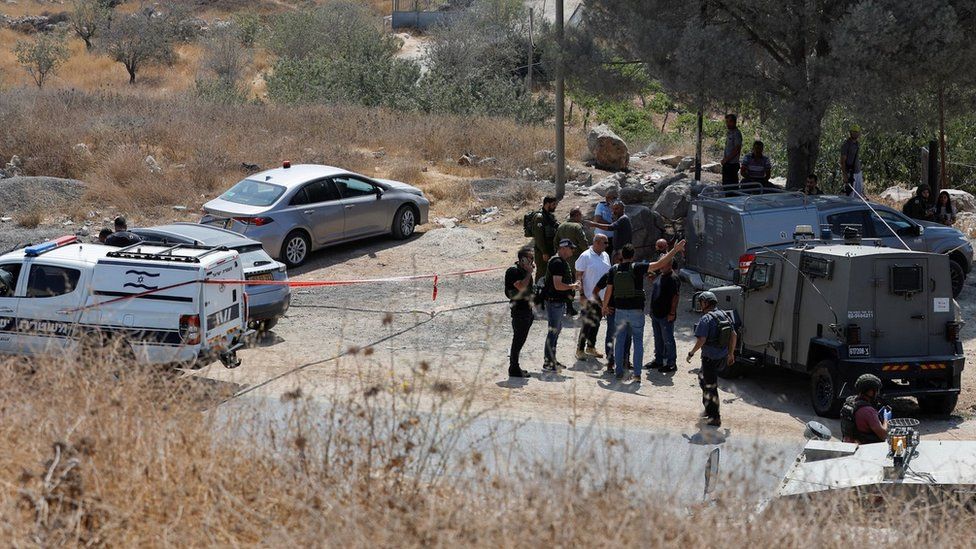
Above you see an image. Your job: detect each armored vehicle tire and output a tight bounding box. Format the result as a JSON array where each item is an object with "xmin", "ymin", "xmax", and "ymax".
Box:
[
  {"xmin": 918, "ymin": 394, "xmax": 959, "ymax": 417},
  {"xmin": 950, "ymin": 259, "xmax": 965, "ymax": 298},
  {"xmin": 810, "ymin": 361, "xmax": 843, "ymax": 418}
]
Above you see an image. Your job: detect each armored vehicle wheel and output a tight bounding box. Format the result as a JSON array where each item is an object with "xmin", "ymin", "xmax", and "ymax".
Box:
[
  {"xmin": 950, "ymin": 260, "xmax": 965, "ymax": 298},
  {"xmin": 918, "ymin": 394, "xmax": 959, "ymax": 417},
  {"xmin": 810, "ymin": 361, "xmax": 843, "ymax": 418}
]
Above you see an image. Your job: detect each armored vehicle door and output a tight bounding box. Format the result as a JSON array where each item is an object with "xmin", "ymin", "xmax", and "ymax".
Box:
[
  {"xmin": 872, "ymin": 257, "xmax": 929, "ymax": 357},
  {"xmin": 741, "ymin": 257, "xmax": 785, "ymax": 364}
]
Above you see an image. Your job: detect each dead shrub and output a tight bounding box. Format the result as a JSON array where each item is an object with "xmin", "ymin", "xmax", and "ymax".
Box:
[{"xmin": 17, "ymin": 211, "xmax": 42, "ymax": 228}]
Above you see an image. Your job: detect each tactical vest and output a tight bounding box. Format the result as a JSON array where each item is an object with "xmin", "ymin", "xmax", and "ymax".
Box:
[
  {"xmin": 705, "ymin": 310, "xmax": 734, "ymax": 347},
  {"xmin": 612, "ymin": 265, "xmax": 644, "ymax": 301},
  {"xmin": 839, "ymin": 396, "xmax": 883, "ymax": 444}
]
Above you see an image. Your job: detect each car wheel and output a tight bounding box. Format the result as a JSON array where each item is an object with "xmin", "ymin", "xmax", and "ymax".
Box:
[
  {"xmin": 810, "ymin": 360, "xmax": 842, "ymax": 418},
  {"xmin": 260, "ymin": 317, "xmax": 278, "ymax": 332},
  {"xmin": 281, "ymin": 231, "xmax": 310, "ymax": 268},
  {"xmin": 949, "ymin": 259, "xmax": 965, "ymax": 298},
  {"xmin": 918, "ymin": 394, "xmax": 958, "ymax": 417},
  {"xmin": 392, "ymin": 205, "xmax": 416, "ymax": 239}
]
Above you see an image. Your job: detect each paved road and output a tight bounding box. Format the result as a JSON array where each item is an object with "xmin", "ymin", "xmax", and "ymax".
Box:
[{"xmin": 219, "ymin": 395, "xmax": 802, "ymax": 505}]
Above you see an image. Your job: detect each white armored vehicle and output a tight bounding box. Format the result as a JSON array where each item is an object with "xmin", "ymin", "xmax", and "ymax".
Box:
[{"xmin": 711, "ymin": 230, "xmax": 964, "ymax": 417}]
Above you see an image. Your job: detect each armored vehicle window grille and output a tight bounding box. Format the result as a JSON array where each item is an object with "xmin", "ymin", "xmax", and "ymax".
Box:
[
  {"xmin": 890, "ymin": 265, "xmax": 923, "ymax": 296},
  {"xmin": 799, "ymin": 255, "xmax": 833, "ymax": 279}
]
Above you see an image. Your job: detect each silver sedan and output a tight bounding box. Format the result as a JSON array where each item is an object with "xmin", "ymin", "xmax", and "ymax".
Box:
[{"xmin": 201, "ymin": 163, "xmax": 430, "ymax": 267}]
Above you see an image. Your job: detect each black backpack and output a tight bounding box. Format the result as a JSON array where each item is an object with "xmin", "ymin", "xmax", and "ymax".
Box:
[
  {"xmin": 706, "ymin": 310, "xmax": 735, "ymax": 347},
  {"xmin": 523, "ymin": 211, "xmax": 540, "ymax": 238}
]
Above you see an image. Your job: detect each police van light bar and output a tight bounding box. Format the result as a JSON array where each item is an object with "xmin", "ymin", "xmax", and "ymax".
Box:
[{"xmin": 24, "ymin": 235, "xmax": 79, "ymax": 257}]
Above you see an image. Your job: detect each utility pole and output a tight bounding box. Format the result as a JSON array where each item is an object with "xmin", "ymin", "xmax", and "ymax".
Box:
[
  {"xmin": 938, "ymin": 84, "xmax": 948, "ymax": 198},
  {"xmin": 525, "ymin": 8, "xmax": 534, "ymax": 94},
  {"xmin": 694, "ymin": 0, "xmax": 706, "ymax": 182},
  {"xmin": 555, "ymin": 0, "xmax": 566, "ymax": 199}
]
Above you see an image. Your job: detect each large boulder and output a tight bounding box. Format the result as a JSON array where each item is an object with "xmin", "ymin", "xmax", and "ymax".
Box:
[
  {"xmin": 879, "ymin": 185, "xmax": 914, "ymax": 205},
  {"xmin": 625, "ymin": 204, "xmax": 666, "ymax": 260},
  {"xmin": 652, "ymin": 181, "xmax": 692, "ymax": 220},
  {"xmin": 587, "ymin": 124, "xmax": 629, "ymax": 172},
  {"xmin": 657, "ymin": 155, "xmax": 682, "ymax": 168},
  {"xmin": 703, "ymin": 162, "xmax": 722, "ymax": 174},
  {"xmin": 944, "ymin": 189, "xmax": 976, "ymax": 213},
  {"xmin": 955, "ymin": 211, "xmax": 976, "ymax": 236}
]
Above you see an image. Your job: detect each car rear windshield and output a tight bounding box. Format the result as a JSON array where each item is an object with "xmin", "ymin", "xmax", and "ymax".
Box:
[
  {"xmin": 235, "ymin": 245, "xmax": 276, "ymax": 270},
  {"xmin": 219, "ymin": 179, "xmax": 286, "ymax": 207}
]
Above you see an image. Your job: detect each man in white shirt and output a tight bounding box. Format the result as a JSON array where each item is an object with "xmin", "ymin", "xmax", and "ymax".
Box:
[{"xmin": 575, "ymin": 234, "xmax": 612, "ymax": 360}]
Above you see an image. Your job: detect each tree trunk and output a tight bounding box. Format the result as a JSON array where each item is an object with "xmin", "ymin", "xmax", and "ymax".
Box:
[
  {"xmin": 83, "ymin": 37, "xmax": 93, "ymax": 51},
  {"xmin": 127, "ymin": 64, "xmax": 137, "ymax": 84},
  {"xmin": 784, "ymin": 102, "xmax": 827, "ymax": 190}
]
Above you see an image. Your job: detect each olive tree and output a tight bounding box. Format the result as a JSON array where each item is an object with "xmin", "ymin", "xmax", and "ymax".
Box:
[
  {"xmin": 14, "ymin": 32, "xmax": 70, "ymax": 88},
  {"xmin": 100, "ymin": 3, "xmax": 181, "ymax": 84},
  {"xmin": 70, "ymin": 0, "xmax": 113, "ymax": 51},
  {"xmin": 580, "ymin": 0, "xmax": 976, "ymax": 188}
]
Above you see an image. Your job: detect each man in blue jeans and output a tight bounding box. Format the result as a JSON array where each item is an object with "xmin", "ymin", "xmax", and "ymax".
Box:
[
  {"xmin": 602, "ymin": 241, "xmax": 686, "ymax": 382},
  {"xmin": 542, "ymin": 239, "xmax": 581, "ymax": 371},
  {"xmin": 649, "ymin": 254, "xmax": 681, "ymax": 373}
]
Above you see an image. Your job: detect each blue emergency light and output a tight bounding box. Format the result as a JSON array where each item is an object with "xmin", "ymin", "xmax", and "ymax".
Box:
[{"xmin": 24, "ymin": 236, "xmax": 79, "ymax": 257}]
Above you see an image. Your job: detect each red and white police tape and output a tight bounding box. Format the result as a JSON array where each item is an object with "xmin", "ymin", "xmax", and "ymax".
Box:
[{"xmin": 61, "ymin": 265, "xmax": 507, "ymax": 313}]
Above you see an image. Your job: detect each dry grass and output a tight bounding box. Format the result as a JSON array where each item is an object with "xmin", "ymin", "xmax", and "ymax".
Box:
[
  {"xmin": 1, "ymin": 345, "xmax": 975, "ymax": 545},
  {"xmin": 16, "ymin": 211, "xmax": 41, "ymax": 229},
  {"xmin": 0, "ymin": 89, "xmax": 583, "ymax": 219}
]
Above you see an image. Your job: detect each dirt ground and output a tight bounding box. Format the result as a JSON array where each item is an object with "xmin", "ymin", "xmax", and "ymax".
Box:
[{"xmin": 199, "ymin": 189, "xmax": 976, "ymax": 444}]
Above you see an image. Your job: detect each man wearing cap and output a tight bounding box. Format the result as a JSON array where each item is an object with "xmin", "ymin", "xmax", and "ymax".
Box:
[
  {"xmin": 542, "ymin": 239, "xmax": 581, "ymax": 371},
  {"xmin": 593, "ymin": 188, "xmax": 618, "ymax": 258},
  {"xmin": 841, "ymin": 124, "xmax": 863, "ymax": 197},
  {"xmin": 104, "ymin": 216, "xmax": 143, "ymax": 247},
  {"xmin": 602, "ymin": 240, "xmax": 686, "ymax": 383},
  {"xmin": 687, "ymin": 291, "xmax": 738, "ymax": 427}
]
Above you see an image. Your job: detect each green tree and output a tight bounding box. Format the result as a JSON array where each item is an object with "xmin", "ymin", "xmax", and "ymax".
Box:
[
  {"xmin": 578, "ymin": 0, "xmax": 976, "ymax": 189},
  {"xmin": 70, "ymin": 0, "xmax": 113, "ymax": 51},
  {"xmin": 100, "ymin": 3, "xmax": 181, "ymax": 84},
  {"xmin": 14, "ymin": 32, "xmax": 70, "ymax": 88}
]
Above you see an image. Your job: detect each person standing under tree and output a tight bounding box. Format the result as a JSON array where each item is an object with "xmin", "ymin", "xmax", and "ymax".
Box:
[
  {"xmin": 840, "ymin": 124, "xmax": 863, "ymax": 197},
  {"xmin": 721, "ymin": 114, "xmax": 743, "ymax": 188},
  {"xmin": 687, "ymin": 291, "xmax": 738, "ymax": 427},
  {"xmin": 504, "ymin": 248, "xmax": 535, "ymax": 378}
]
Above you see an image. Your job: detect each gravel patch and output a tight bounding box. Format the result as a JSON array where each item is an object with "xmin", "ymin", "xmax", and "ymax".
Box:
[{"xmin": 0, "ymin": 176, "xmax": 86, "ymax": 215}]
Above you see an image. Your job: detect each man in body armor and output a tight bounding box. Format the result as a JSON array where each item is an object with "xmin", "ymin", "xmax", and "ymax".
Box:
[
  {"xmin": 840, "ymin": 374, "xmax": 891, "ymax": 444},
  {"xmin": 601, "ymin": 241, "xmax": 686, "ymax": 382},
  {"xmin": 687, "ymin": 291, "xmax": 739, "ymax": 427}
]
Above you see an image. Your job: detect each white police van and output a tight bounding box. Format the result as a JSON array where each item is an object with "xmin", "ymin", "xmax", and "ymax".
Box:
[{"xmin": 0, "ymin": 236, "xmax": 251, "ymax": 368}]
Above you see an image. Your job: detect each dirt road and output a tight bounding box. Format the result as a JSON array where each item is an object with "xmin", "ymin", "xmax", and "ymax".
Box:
[{"xmin": 201, "ymin": 215, "xmax": 976, "ymax": 444}]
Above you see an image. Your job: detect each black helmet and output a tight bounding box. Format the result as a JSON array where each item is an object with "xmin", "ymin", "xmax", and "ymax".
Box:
[
  {"xmin": 855, "ymin": 374, "xmax": 882, "ymax": 394},
  {"xmin": 698, "ymin": 291, "xmax": 718, "ymax": 305}
]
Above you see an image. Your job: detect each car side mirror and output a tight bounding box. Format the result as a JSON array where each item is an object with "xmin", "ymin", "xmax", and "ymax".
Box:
[
  {"xmin": 914, "ymin": 224, "xmax": 923, "ymax": 236},
  {"xmin": 374, "ymin": 187, "xmax": 384, "ymax": 199}
]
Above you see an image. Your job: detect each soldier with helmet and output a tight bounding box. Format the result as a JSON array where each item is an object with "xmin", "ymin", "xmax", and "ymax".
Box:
[
  {"xmin": 840, "ymin": 374, "xmax": 892, "ymax": 444},
  {"xmin": 687, "ymin": 291, "xmax": 739, "ymax": 427}
]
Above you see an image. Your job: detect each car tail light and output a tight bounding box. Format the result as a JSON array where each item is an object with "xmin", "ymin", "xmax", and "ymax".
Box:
[
  {"xmin": 180, "ymin": 314, "xmax": 201, "ymax": 345},
  {"xmin": 947, "ymin": 321, "xmax": 961, "ymax": 342},
  {"xmin": 846, "ymin": 324, "xmax": 861, "ymax": 345},
  {"xmin": 233, "ymin": 216, "xmax": 274, "ymax": 226},
  {"xmin": 738, "ymin": 253, "xmax": 756, "ymax": 278},
  {"xmin": 282, "ymin": 161, "xmax": 291, "ymax": 169}
]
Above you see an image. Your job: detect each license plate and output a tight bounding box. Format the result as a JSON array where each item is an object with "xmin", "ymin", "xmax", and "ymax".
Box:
[
  {"xmin": 703, "ymin": 275, "xmax": 731, "ymax": 288},
  {"xmin": 848, "ymin": 344, "xmax": 871, "ymax": 358},
  {"xmin": 246, "ymin": 272, "xmax": 274, "ymax": 282}
]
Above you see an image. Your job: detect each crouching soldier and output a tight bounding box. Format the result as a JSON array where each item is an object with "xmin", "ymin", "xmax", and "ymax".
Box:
[
  {"xmin": 687, "ymin": 291, "xmax": 738, "ymax": 427},
  {"xmin": 840, "ymin": 374, "xmax": 891, "ymax": 444}
]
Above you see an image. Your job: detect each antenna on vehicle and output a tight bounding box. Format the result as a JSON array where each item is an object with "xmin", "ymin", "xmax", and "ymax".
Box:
[{"xmin": 847, "ymin": 186, "xmax": 911, "ymax": 251}]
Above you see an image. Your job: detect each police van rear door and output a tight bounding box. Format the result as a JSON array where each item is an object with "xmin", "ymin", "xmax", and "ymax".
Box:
[{"xmin": 872, "ymin": 257, "xmax": 929, "ymax": 357}]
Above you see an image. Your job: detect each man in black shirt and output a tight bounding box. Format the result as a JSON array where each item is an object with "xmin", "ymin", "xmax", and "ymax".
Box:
[
  {"xmin": 586, "ymin": 201, "xmax": 632, "ymax": 250},
  {"xmin": 649, "ymin": 257, "xmax": 681, "ymax": 373},
  {"xmin": 542, "ymin": 239, "xmax": 581, "ymax": 371},
  {"xmin": 105, "ymin": 216, "xmax": 143, "ymax": 247},
  {"xmin": 504, "ymin": 248, "xmax": 535, "ymax": 378},
  {"xmin": 602, "ymin": 240, "xmax": 686, "ymax": 382}
]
